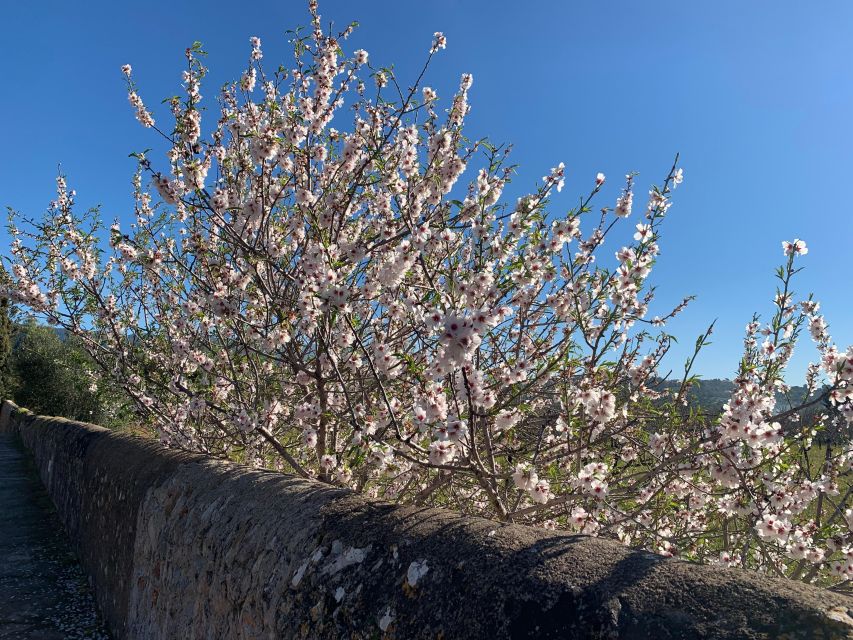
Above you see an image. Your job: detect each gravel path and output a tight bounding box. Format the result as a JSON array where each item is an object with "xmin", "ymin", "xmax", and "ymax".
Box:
[{"xmin": 0, "ymin": 432, "xmax": 110, "ymax": 639}]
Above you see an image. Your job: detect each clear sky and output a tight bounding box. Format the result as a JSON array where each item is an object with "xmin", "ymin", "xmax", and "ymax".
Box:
[{"xmin": 1, "ymin": 1, "xmax": 850, "ymax": 381}]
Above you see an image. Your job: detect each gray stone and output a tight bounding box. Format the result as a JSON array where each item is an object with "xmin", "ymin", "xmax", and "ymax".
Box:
[{"xmin": 3, "ymin": 400, "xmax": 852, "ymax": 639}]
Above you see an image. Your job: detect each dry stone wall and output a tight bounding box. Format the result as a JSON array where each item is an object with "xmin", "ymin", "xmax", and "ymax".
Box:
[{"xmin": 2, "ymin": 399, "xmax": 853, "ymax": 639}]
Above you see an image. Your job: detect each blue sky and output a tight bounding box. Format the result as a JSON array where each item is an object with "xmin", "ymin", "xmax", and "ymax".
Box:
[{"xmin": 1, "ymin": 1, "xmax": 851, "ymax": 381}]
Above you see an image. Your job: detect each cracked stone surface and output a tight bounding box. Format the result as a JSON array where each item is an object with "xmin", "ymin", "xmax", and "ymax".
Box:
[{"xmin": 0, "ymin": 432, "xmax": 109, "ymax": 640}]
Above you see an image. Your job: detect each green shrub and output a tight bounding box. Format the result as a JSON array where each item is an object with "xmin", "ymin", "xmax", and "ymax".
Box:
[{"xmin": 10, "ymin": 319, "xmax": 133, "ymax": 427}]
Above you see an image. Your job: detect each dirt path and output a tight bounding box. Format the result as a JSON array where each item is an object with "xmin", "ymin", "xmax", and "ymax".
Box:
[{"xmin": 0, "ymin": 432, "xmax": 109, "ymax": 639}]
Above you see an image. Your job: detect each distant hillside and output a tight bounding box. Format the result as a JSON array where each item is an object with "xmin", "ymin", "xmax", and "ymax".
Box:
[
  {"xmin": 656, "ymin": 378, "xmax": 813, "ymax": 415},
  {"xmin": 653, "ymin": 378, "xmax": 852, "ymax": 442}
]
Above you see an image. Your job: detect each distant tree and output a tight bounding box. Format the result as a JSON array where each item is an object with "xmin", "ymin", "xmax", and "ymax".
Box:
[
  {"xmin": 10, "ymin": 319, "xmax": 133, "ymax": 427},
  {"xmin": 0, "ymin": 265, "xmax": 14, "ymax": 400}
]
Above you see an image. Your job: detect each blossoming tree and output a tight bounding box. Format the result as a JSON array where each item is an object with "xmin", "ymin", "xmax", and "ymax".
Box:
[{"xmin": 6, "ymin": 1, "xmax": 853, "ymax": 589}]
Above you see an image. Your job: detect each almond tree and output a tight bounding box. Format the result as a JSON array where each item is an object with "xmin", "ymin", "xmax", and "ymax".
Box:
[{"xmin": 6, "ymin": 1, "xmax": 853, "ymax": 588}]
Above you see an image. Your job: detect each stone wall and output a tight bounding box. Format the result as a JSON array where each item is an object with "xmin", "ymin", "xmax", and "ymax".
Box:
[{"xmin": 2, "ymin": 399, "xmax": 852, "ymax": 639}]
